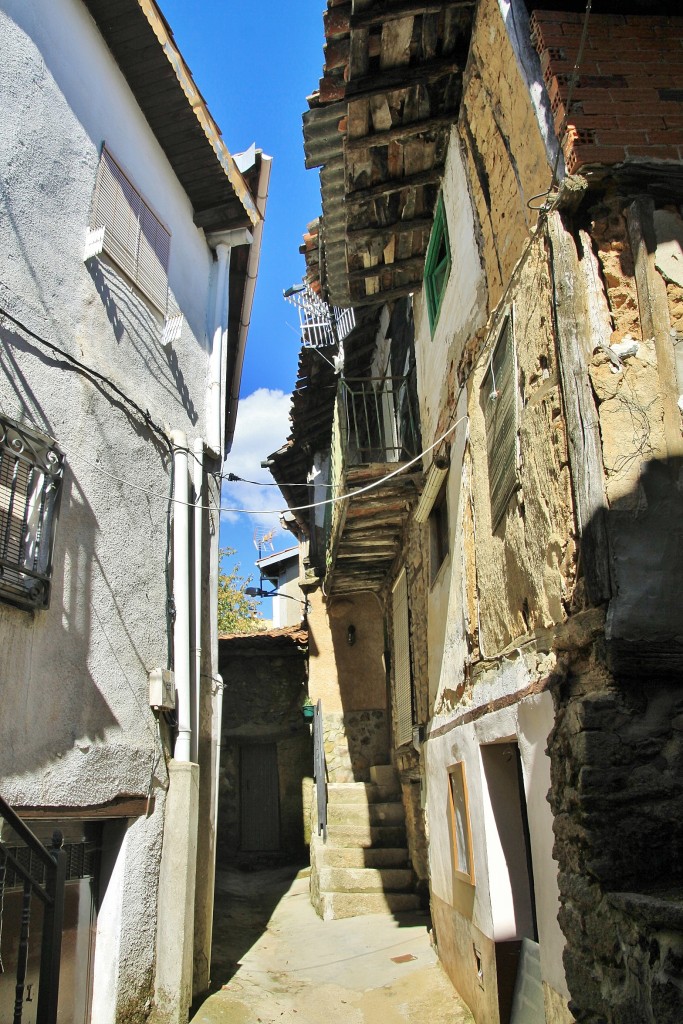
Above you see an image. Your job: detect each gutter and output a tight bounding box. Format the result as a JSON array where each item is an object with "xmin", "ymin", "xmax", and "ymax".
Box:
[{"xmin": 224, "ymin": 152, "xmax": 272, "ymax": 454}]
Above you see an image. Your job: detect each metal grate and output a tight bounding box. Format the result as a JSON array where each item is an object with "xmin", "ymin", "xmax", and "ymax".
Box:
[
  {"xmin": 284, "ymin": 281, "xmax": 355, "ymax": 349},
  {"xmin": 0, "ymin": 416, "xmax": 64, "ymax": 610},
  {"xmin": 90, "ymin": 147, "xmax": 170, "ymax": 314}
]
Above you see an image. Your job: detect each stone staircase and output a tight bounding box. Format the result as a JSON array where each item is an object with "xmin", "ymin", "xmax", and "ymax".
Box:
[{"xmin": 310, "ymin": 764, "xmax": 420, "ymax": 920}]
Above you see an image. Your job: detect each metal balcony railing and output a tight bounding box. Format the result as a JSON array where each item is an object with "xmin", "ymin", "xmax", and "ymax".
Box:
[
  {"xmin": 339, "ymin": 376, "xmax": 420, "ymax": 465},
  {"xmin": 0, "ymin": 795, "xmax": 66, "ymax": 1024}
]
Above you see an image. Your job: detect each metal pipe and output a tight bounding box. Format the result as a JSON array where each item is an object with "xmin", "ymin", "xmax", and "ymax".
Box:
[
  {"xmin": 206, "ymin": 244, "xmax": 231, "ymax": 457},
  {"xmin": 191, "ymin": 437, "xmax": 203, "ymax": 764},
  {"xmin": 171, "ymin": 430, "xmax": 191, "ymax": 762}
]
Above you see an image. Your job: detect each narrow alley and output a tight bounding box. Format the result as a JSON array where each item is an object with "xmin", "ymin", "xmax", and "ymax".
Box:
[{"xmin": 190, "ymin": 864, "xmax": 474, "ymax": 1024}]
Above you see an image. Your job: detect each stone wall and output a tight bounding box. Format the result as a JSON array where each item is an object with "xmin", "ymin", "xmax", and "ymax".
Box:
[
  {"xmin": 217, "ymin": 631, "xmax": 310, "ymax": 862},
  {"xmin": 548, "ymin": 640, "xmax": 683, "ymax": 1022},
  {"xmin": 323, "ymin": 709, "xmax": 388, "ymax": 783}
]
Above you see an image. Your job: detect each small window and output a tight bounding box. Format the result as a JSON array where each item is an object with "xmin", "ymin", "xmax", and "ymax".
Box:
[
  {"xmin": 481, "ymin": 313, "xmax": 518, "ymax": 530},
  {"xmin": 448, "ymin": 761, "xmax": 475, "ymax": 884},
  {"xmin": 85, "ymin": 147, "xmax": 170, "ymax": 314},
  {"xmin": 0, "ymin": 416, "xmax": 64, "ymax": 610},
  {"xmin": 392, "ymin": 568, "xmax": 413, "ymax": 747},
  {"xmin": 429, "ymin": 480, "xmax": 449, "ymax": 583},
  {"xmin": 424, "ymin": 195, "xmax": 451, "ymax": 332}
]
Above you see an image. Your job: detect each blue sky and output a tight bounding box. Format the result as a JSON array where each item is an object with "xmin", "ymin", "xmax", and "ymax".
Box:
[{"xmin": 161, "ymin": 0, "xmax": 325, "ymax": 609}]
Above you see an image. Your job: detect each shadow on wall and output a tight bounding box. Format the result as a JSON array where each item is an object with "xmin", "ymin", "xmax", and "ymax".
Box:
[
  {"xmin": 550, "ymin": 455, "xmax": 683, "ymax": 1024},
  {"xmin": 326, "ymin": 591, "xmax": 390, "ymax": 782}
]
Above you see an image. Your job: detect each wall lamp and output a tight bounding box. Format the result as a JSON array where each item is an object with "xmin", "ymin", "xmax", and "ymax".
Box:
[{"xmin": 244, "ymin": 586, "xmax": 310, "ymax": 613}]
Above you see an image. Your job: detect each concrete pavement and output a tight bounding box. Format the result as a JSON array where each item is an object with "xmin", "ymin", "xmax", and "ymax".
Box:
[{"xmin": 190, "ymin": 864, "xmax": 474, "ymax": 1024}]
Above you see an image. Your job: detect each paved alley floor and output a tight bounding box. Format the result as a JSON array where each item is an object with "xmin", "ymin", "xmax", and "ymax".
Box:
[{"xmin": 191, "ymin": 864, "xmax": 474, "ymax": 1024}]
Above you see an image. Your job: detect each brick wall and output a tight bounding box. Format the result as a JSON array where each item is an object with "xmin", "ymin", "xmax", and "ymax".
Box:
[{"xmin": 531, "ymin": 10, "xmax": 683, "ymax": 173}]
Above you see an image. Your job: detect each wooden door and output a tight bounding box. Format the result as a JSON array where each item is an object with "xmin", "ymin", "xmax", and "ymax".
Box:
[{"xmin": 240, "ymin": 744, "xmax": 280, "ymax": 852}]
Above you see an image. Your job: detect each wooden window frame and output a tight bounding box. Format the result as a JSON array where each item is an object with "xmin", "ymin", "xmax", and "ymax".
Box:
[
  {"xmin": 481, "ymin": 311, "xmax": 519, "ymax": 531},
  {"xmin": 424, "ymin": 194, "xmax": 451, "ymax": 333},
  {"xmin": 447, "ymin": 761, "xmax": 475, "ymax": 884},
  {"xmin": 391, "ymin": 567, "xmax": 414, "ymax": 748},
  {"xmin": 86, "ymin": 146, "xmax": 171, "ymax": 315},
  {"xmin": 429, "ymin": 478, "xmax": 449, "ymax": 584}
]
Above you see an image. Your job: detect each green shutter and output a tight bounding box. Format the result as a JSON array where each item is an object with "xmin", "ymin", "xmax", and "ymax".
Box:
[
  {"xmin": 424, "ymin": 195, "xmax": 451, "ymax": 333},
  {"xmin": 482, "ymin": 315, "xmax": 518, "ymax": 530}
]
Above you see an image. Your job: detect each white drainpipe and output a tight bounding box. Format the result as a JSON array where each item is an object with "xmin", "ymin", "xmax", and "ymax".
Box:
[
  {"xmin": 206, "ymin": 228, "xmax": 253, "ymax": 459},
  {"xmin": 191, "ymin": 437, "xmax": 204, "ymax": 764},
  {"xmin": 206, "ymin": 243, "xmax": 231, "ymax": 457},
  {"xmin": 171, "ymin": 430, "xmax": 191, "ymax": 762}
]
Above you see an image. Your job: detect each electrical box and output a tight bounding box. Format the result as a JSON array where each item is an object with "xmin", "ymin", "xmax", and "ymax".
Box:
[{"xmin": 149, "ymin": 668, "xmax": 175, "ymax": 710}]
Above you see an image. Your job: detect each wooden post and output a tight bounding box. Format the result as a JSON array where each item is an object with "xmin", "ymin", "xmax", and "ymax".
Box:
[
  {"xmin": 626, "ymin": 196, "xmax": 683, "ymax": 460},
  {"xmin": 547, "ymin": 211, "xmax": 611, "ymax": 604}
]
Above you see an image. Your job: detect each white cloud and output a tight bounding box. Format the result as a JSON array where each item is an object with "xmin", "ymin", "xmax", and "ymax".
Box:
[{"xmin": 220, "ymin": 388, "xmax": 291, "ymax": 535}]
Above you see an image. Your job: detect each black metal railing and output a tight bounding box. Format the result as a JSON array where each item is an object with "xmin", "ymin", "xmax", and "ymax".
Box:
[
  {"xmin": 0, "ymin": 796, "xmax": 66, "ymax": 1024},
  {"xmin": 340, "ymin": 376, "xmax": 420, "ymax": 465},
  {"xmin": 313, "ymin": 700, "xmax": 327, "ymax": 842}
]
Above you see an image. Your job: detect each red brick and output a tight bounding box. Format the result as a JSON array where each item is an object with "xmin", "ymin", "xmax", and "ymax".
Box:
[
  {"xmin": 579, "ymin": 97, "xmax": 616, "ymax": 116},
  {"xmin": 616, "ymin": 114, "xmax": 667, "ymax": 131},
  {"xmin": 646, "ymin": 128, "xmax": 683, "ymax": 145},
  {"xmin": 594, "ymin": 129, "xmax": 648, "ymax": 146},
  {"xmin": 625, "ymin": 144, "xmax": 680, "ymax": 159}
]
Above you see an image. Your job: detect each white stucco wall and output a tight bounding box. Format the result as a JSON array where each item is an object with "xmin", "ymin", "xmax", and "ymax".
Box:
[{"xmin": 0, "ymin": 1, "xmax": 222, "ymax": 1016}]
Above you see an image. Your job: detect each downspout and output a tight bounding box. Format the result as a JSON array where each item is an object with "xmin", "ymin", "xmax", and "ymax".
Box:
[
  {"xmin": 206, "ymin": 243, "xmax": 231, "ymax": 457},
  {"xmin": 223, "ymin": 154, "xmax": 272, "ymax": 453},
  {"xmin": 171, "ymin": 430, "xmax": 191, "ymax": 762},
  {"xmin": 191, "ymin": 437, "xmax": 204, "ymax": 764}
]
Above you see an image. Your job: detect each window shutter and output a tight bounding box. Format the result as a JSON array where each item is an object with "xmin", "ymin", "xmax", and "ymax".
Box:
[
  {"xmin": 89, "ymin": 148, "xmax": 170, "ymax": 314},
  {"xmin": 392, "ymin": 568, "xmax": 413, "ymax": 747},
  {"xmin": 482, "ymin": 314, "xmax": 517, "ymax": 529}
]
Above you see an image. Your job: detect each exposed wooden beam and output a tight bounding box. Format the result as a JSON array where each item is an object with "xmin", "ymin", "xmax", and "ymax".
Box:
[
  {"xmin": 350, "ymin": 0, "xmax": 475, "ymax": 30},
  {"xmin": 347, "ymin": 254, "xmax": 426, "ymax": 283},
  {"xmin": 347, "ymin": 215, "xmax": 434, "ymax": 243},
  {"xmin": 351, "ymin": 280, "xmax": 423, "ymax": 306},
  {"xmin": 345, "ymin": 56, "xmax": 460, "ymax": 100},
  {"xmin": 345, "ymin": 114, "xmax": 455, "ymax": 151},
  {"xmin": 193, "ymin": 201, "xmax": 252, "ymax": 230},
  {"xmin": 345, "ymin": 167, "xmax": 444, "ymax": 207}
]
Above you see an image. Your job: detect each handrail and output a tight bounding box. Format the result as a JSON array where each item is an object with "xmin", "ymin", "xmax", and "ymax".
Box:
[
  {"xmin": 313, "ymin": 699, "xmax": 327, "ymax": 842},
  {"xmin": 0, "ymin": 794, "xmax": 67, "ymax": 1024}
]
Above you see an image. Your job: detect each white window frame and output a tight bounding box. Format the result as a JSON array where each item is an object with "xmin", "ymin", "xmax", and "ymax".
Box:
[{"xmin": 84, "ymin": 146, "xmax": 171, "ymax": 315}]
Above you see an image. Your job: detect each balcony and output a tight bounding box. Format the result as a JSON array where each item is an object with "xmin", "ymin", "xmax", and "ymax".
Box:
[{"xmin": 325, "ymin": 376, "xmax": 421, "ymax": 594}]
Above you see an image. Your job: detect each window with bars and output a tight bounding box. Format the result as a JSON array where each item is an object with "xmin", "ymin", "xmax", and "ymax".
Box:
[
  {"xmin": 481, "ymin": 313, "xmax": 518, "ymax": 531},
  {"xmin": 392, "ymin": 568, "xmax": 414, "ymax": 748},
  {"xmin": 84, "ymin": 146, "xmax": 171, "ymax": 315},
  {"xmin": 424, "ymin": 195, "xmax": 451, "ymax": 333},
  {"xmin": 0, "ymin": 415, "xmax": 64, "ymax": 610}
]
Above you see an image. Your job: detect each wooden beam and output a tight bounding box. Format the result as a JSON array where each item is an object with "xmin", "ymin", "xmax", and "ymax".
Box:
[
  {"xmin": 346, "ymin": 114, "xmax": 455, "ymax": 151},
  {"xmin": 345, "ymin": 167, "xmax": 444, "ymax": 207},
  {"xmin": 347, "ymin": 254, "xmax": 426, "ymax": 283},
  {"xmin": 626, "ymin": 197, "xmax": 683, "ymax": 459},
  {"xmin": 347, "ymin": 215, "xmax": 434, "ymax": 243},
  {"xmin": 350, "ymin": 1, "xmax": 474, "ymax": 30},
  {"xmin": 547, "ymin": 211, "xmax": 611, "ymax": 604},
  {"xmin": 345, "ymin": 56, "xmax": 460, "ymax": 100},
  {"xmin": 351, "ymin": 280, "xmax": 423, "ymax": 306},
  {"xmin": 19, "ymin": 797, "xmax": 153, "ymax": 819}
]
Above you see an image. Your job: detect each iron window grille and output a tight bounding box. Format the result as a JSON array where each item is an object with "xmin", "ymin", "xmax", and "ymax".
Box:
[
  {"xmin": 424, "ymin": 195, "xmax": 451, "ymax": 333},
  {"xmin": 481, "ymin": 312, "xmax": 518, "ymax": 531},
  {"xmin": 84, "ymin": 146, "xmax": 171, "ymax": 315},
  {"xmin": 0, "ymin": 415, "xmax": 64, "ymax": 610}
]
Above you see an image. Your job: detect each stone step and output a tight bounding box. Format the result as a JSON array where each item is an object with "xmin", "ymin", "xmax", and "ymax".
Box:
[
  {"xmin": 325, "ymin": 823, "xmax": 407, "ymax": 848},
  {"xmin": 317, "ymin": 890, "xmax": 420, "ymax": 921},
  {"xmin": 369, "ymin": 765, "xmax": 400, "ymax": 792},
  {"xmin": 326, "ymin": 782, "xmax": 401, "ymax": 805},
  {"xmin": 313, "ymin": 846, "xmax": 410, "ymax": 869},
  {"xmin": 327, "ymin": 801, "xmax": 405, "ymax": 828},
  {"xmin": 317, "ymin": 866, "xmax": 414, "ymax": 894}
]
